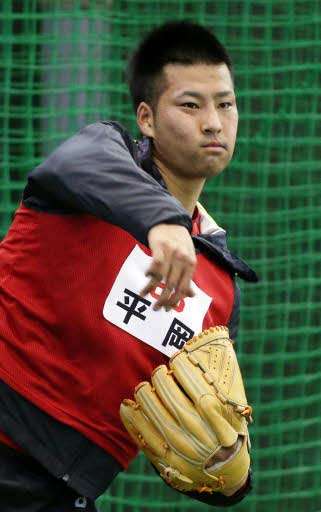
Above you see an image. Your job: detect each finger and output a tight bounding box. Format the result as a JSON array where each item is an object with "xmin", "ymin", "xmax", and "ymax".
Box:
[
  {"xmin": 153, "ymin": 260, "xmax": 183, "ymax": 310},
  {"xmin": 162, "ymin": 273, "xmax": 195, "ymax": 312},
  {"xmin": 154, "ymin": 251, "xmax": 196, "ymax": 309},
  {"xmin": 140, "ymin": 273, "xmax": 162, "ymax": 297},
  {"xmin": 162, "ymin": 259, "xmax": 196, "ymax": 310},
  {"xmin": 149, "ymin": 246, "xmax": 171, "ymax": 279},
  {"xmin": 175, "ymin": 266, "xmax": 195, "ymax": 299},
  {"xmin": 161, "ymin": 266, "xmax": 184, "ymax": 311},
  {"xmin": 155, "ymin": 283, "xmax": 194, "ymax": 312},
  {"xmin": 140, "ymin": 245, "xmax": 170, "ymax": 296},
  {"xmin": 164, "ymin": 291, "xmax": 183, "ymax": 312},
  {"xmin": 153, "ymin": 283, "xmax": 174, "ymax": 311},
  {"xmin": 164, "ymin": 286, "xmax": 194, "ymax": 312},
  {"xmin": 164, "ymin": 259, "xmax": 184, "ymax": 294}
]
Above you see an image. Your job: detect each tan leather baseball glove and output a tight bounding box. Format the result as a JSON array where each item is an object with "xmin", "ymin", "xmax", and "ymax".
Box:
[{"xmin": 120, "ymin": 326, "xmax": 253, "ymax": 496}]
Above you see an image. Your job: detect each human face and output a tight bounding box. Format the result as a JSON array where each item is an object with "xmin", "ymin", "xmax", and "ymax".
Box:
[{"xmin": 144, "ymin": 63, "xmax": 238, "ymax": 180}]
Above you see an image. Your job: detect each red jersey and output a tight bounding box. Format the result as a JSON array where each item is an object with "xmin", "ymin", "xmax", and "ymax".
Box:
[{"xmin": 0, "ymin": 204, "xmax": 234, "ymax": 468}]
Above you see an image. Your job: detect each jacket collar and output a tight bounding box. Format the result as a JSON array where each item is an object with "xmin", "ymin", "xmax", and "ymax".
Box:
[{"xmin": 136, "ymin": 135, "xmax": 258, "ymax": 282}]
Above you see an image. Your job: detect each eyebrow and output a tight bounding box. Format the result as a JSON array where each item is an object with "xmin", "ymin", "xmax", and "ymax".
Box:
[{"xmin": 176, "ymin": 90, "xmax": 234, "ymax": 99}]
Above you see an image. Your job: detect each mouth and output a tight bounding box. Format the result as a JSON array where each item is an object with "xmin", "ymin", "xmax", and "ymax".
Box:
[{"xmin": 202, "ymin": 141, "xmax": 227, "ymax": 150}]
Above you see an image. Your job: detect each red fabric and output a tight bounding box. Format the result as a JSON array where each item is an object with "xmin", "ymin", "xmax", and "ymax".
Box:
[
  {"xmin": 0, "ymin": 204, "xmax": 234, "ymax": 469},
  {"xmin": 191, "ymin": 206, "xmax": 201, "ymax": 236},
  {"xmin": 0, "ymin": 430, "xmax": 22, "ymax": 451}
]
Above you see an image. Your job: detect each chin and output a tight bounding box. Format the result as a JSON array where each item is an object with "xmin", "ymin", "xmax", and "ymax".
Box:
[
  {"xmin": 202, "ymin": 166, "xmax": 226, "ymax": 178},
  {"xmin": 200, "ymin": 159, "xmax": 229, "ymax": 178}
]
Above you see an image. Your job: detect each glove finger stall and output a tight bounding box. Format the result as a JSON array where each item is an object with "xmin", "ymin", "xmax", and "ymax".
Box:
[
  {"xmin": 135, "ymin": 381, "xmax": 205, "ymax": 462},
  {"xmin": 120, "ymin": 399, "xmax": 166, "ymax": 459},
  {"xmin": 151, "ymin": 365, "xmax": 216, "ymax": 452}
]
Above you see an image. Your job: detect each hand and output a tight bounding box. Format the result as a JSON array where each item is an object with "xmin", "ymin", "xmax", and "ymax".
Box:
[
  {"xmin": 206, "ymin": 437, "xmax": 249, "ymax": 496},
  {"xmin": 140, "ymin": 224, "xmax": 196, "ymax": 310}
]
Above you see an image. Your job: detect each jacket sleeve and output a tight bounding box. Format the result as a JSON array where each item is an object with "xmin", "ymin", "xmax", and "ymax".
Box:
[
  {"xmin": 228, "ymin": 280, "xmax": 241, "ymax": 340},
  {"xmin": 23, "ymin": 122, "xmax": 192, "ymax": 245}
]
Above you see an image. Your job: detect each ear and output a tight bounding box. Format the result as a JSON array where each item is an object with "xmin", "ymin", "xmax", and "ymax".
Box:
[{"xmin": 136, "ymin": 102, "xmax": 155, "ymax": 138}]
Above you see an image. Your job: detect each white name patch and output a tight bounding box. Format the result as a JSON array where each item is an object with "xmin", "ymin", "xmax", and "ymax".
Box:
[{"xmin": 103, "ymin": 245, "xmax": 212, "ymax": 357}]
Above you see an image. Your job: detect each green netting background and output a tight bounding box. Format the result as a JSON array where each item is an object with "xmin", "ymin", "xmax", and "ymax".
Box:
[{"xmin": 1, "ymin": 0, "xmax": 320, "ymax": 511}]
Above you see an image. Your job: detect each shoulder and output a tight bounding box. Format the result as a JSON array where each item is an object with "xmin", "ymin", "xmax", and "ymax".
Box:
[{"xmin": 86, "ymin": 121, "xmax": 138, "ymax": 160}]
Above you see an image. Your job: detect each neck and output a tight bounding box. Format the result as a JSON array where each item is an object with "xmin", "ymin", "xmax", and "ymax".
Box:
[{"xmin": 153, "ymin": 156, "xmax": 205, "ymax": 215}]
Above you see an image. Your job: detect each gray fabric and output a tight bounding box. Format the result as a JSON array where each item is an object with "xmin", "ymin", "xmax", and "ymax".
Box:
[{"xmin": 24, "ymin": 122, "xmax": 192, "ymax": 245}]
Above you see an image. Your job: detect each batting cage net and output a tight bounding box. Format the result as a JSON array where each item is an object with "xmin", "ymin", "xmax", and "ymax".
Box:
[{"xmin": 0, "ymin": 1, "xmax": 320, "ymax": 511}]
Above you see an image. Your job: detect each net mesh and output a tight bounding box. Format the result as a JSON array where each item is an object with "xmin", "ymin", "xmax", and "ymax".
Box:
[{"xmin": 1, "ymin": 1, "xmax": 320, "ymax": 511}]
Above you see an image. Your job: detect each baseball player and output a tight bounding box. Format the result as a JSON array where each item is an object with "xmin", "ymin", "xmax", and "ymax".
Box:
[{"xmin": 0, "ymin": 21, "xmax": 257, "ymax": 511}]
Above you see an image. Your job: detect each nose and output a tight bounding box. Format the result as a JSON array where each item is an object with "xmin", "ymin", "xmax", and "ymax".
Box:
[{"xmin": 201, "ymin": 106, "xmax": 223, "ymax": 135}]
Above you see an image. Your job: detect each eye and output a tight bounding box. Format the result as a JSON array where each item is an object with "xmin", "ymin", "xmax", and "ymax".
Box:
[
  {"xmin": 219, "ymin": 102, "xmax": 233, "ymax": 110},
  {"xmin": 181, "ymin": 102, "xmax": 199, "ymax": 109}
]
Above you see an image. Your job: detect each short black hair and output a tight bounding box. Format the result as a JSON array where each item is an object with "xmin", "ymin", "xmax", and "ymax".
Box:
[{"xmin": 127, "ymin": 21, "xmax": 233, "ymax": 111}]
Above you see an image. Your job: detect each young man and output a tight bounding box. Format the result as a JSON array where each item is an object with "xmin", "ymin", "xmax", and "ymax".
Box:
[{"xmin": 0, "ymin": 21, "xmax": 257, "ymax": 511}]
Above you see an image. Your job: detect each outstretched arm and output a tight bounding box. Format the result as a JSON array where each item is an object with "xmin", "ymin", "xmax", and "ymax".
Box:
[{"xmin": 24, "ymin": 122, "xmax": 196, "ymax": 308}]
